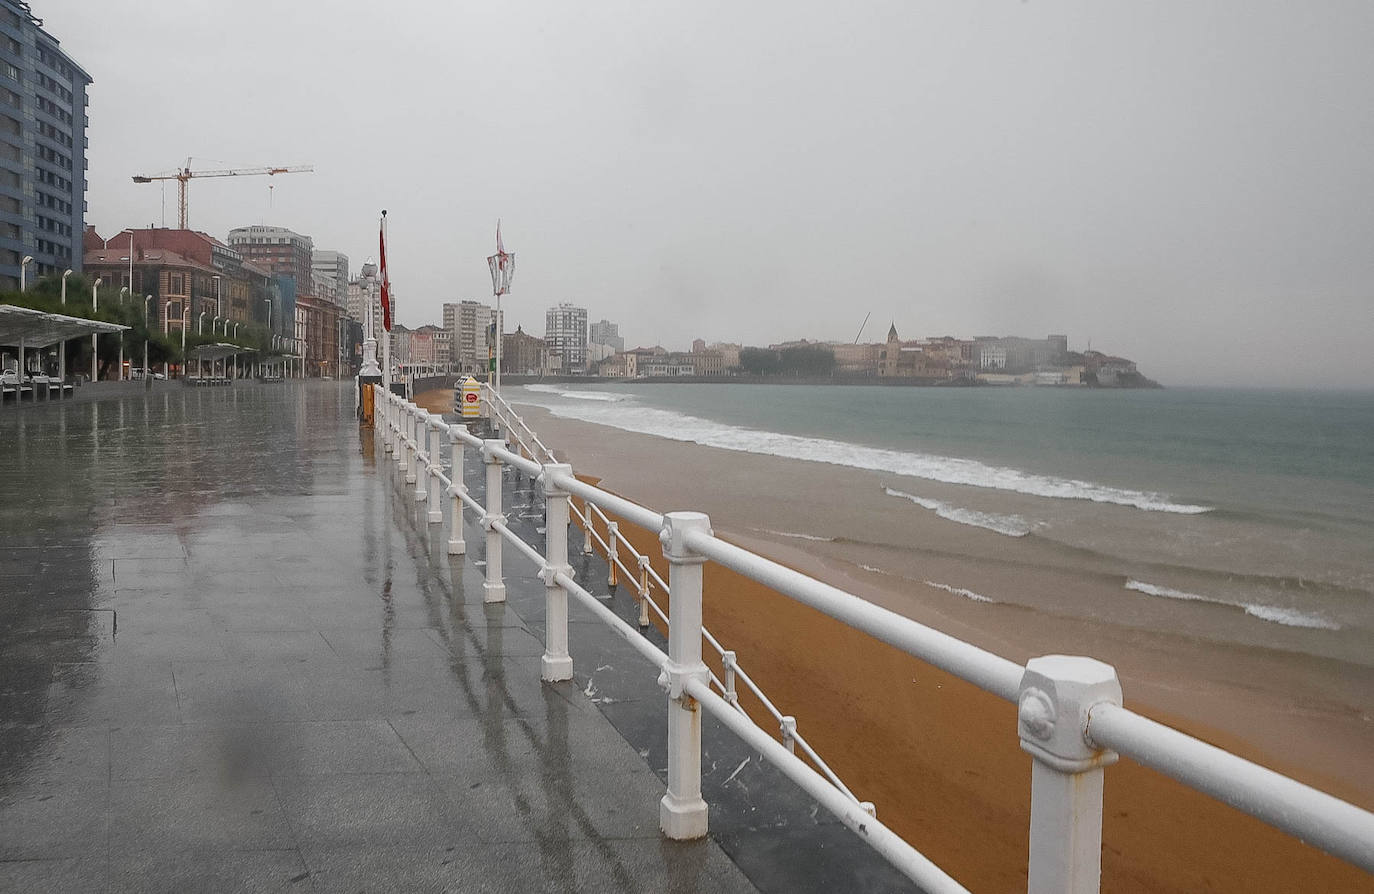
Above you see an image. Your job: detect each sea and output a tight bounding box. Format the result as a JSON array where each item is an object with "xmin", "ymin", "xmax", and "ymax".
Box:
[{"xmin": 510, "ymin": 382, "xmax": 1374, "ymax": 666}]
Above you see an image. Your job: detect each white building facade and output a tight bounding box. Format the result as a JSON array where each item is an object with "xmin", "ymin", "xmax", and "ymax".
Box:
[{"xmin": 545, "ymin": 303, "xmax": 589, "ymax": 374}]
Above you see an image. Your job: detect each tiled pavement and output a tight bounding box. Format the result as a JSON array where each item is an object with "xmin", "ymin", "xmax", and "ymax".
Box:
[{"xmin": 0, "ymin": 381, "xmax": 915, "ymax": 893}]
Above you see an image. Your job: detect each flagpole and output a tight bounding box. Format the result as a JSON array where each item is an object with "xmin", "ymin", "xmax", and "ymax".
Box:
[{"xmin": 380, "ymin": 210, "xmax": 391, "ymax": 392}]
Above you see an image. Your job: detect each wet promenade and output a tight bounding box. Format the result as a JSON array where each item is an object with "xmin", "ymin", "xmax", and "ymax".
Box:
[{"xmin": 0, "ymin": 382, "xmax": 767, "ymax": 892}]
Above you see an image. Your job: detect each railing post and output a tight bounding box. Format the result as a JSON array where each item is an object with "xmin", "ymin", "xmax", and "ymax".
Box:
[
  {"xmin": 447, "ymin": 426, "xmax": 466, "ymax": 555},
  {"xmin": 606, "ymin": 521, "xmax": 619, "ymax": 589},
  {"xmin": 398, "ymin": 405, "xmax": 411, "ymax": 475},
  {"xmin": 637, "ymin": 555, "xmax": 651, "ymax": 628},
  {"xmin": 413, "ymin": 410, "xmax": 428, "ymax": 501},
  {"xmin": 539, "ymin": 463, "xmax": 575, "ymax": 682},
  {"xmin": 657, "ymin": 511, "xmax": 712, "ymax": 840},
  {"xmin": 382, "ymin": 391, "xmax": 394, "ymax": 452},
  {"xmin": 426, "ymin": 417, "xmax": 443, "ymax": 523},
  {"xmin": 1018, "ymin": 655, "xmax": 1122, "ymax": 894},
  {"xmin": 581, "ymin": 505, "xmax": 595, "ymax": 555},
  {"xmin": 722, "ymin": 650, "xmax": 738, "ymax": 707},
  {"xmin": 780, "ymin": 716, "xmax": 797, "ymax": 754},
  {"xmin": 481, "ymin": 439, "xmax": 506, "ymax": 603}
]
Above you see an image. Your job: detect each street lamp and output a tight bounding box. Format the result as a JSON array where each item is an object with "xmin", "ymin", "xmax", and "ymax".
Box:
[
  {"xmin": 116, "ymin": 287, "xmax": 129, "ymax": 379},
  {"xmin": 486, "ymin": 222, "xmax": 515, "ymax": 393},
  {"xmin": 59, "ymin": 269, "xmax": 71, "ymax": 387},
  {"xmin": 143, "ymin": 294, "xmax": 153, "ymax": 389},
  {"xmin": 19, "ymin": 255, "xmax": 32, "ymax": 292},
  {"xmin": 232, "ymin": 322, "xmax": 240, "ymax": 339},
  {"xmin": 91, "ymin": 277, "xmax": 102, "ymax": 383},
  {"xmin": 198, "ymin": 311, "xmax": 207, "ymax": 334}
]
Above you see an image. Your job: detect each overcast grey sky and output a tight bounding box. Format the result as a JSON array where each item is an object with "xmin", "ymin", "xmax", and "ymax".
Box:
[{"xmin": 42, "ymin": 0, "xmax": 1374, "ymax": 386}]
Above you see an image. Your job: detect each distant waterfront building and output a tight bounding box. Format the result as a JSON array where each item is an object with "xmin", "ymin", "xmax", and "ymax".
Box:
[
  {"xmin": 545, "ymin": 303, "xmax": 589, "ymax": 373},
  {"xmin": 829, "ymin": 341, "xmax": 880, "ymax": 376},
  {"xmin": 589, "ymin": 318, "xmax": 624, "ymax": 353},
  {"xmin": 443, "ymin": 299, "xmax": 500, "ymax": 376},
  {"xmin": 502, "ymin": 325, "xmax": 548, "ymax": 376},
  {"xmin": 83, "ymin": 227, "xmax": 276, "ymax": 341},
  {"xmin": 0, "ymin": 2, "xmax": 93, "ymax": 287},
  {"xmin": 228, "ymin": 226, "xmax": 347, "ymax": 375},
  {"xmin": 311, "ymin": 250, "xmax": 349, "ymax": 307},
  {"xmin": 228, "ymin": 226, "xmax": 314, "ymax": 297}
]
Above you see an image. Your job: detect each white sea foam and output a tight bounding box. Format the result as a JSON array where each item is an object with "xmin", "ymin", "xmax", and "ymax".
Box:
[
  {"xmin": 752, "ymin": 527, "xmax": 835, "ymax": 542},
  {"xmin": 1243, "ymin": 605, "xmax": 1342, "ymax": 630},
  {"xmin": 884, "ymin": 487, "xmax": 1034, "ymax": 537},
  {"xmin": 924, "ymin": 580, "xmax": 996, "ymax": 603},
  {"xmin": 1124, "ymin": 580, "xmax": 1339, "ymax": 630},
  {"xmin": 859, "ymin": 564, "xmax": 887, "ymax": 574},
  {"xmin": 1123, "ymin": 580, "xmax": 1209, "ymax": 602},
  {"xmin": 522, "ymin": 384, "xmax": 630, "ymax": 402},
  {"xmin": 512, "ymin": 392, "xmax": 1213, "ymax": 514}
]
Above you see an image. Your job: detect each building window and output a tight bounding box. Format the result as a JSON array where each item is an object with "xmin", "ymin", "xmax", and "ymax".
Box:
[
  {"xmin": 169, "ymin": 273, "xmax": 186, "ymax": 294},
  {"xmin": 2, "ymin": 62, "xmax": 16, "ymax": 83}
]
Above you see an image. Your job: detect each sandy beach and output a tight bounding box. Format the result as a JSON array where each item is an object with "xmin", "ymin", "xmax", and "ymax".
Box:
[{"xmin": 419, "ymin": 389, "xmax": 1374, "ymax": 891}]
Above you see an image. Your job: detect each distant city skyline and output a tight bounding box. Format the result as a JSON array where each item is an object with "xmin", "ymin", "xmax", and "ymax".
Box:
[{"xmin": 38, "ymin": 0, "xmax": 1374, "ymax": 387}]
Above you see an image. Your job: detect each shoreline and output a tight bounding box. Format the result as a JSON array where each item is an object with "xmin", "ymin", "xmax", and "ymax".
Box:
[{"xmin": 417, "ymin": 388, "xmax": 1374, "ymax": 891}]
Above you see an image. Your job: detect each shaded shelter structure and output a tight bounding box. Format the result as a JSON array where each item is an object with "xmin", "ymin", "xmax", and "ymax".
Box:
[
  {"xmin": 0, "ymin": 305, "xmax": 127, "ymax": 402},
  {"xmin": 186, "ymin": 342, "xmax": 244, "ymax": 384}
]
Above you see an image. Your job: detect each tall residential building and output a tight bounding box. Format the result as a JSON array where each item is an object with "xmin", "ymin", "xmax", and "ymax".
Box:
[
  {"xmin": 227, "ymin": 225, "xmax": 315, "ymax": 298},
  {"xmin": 443, "ymin": 299, "xmax": 501, "ymax": 376},
  {"xmin": 0, "ymin": 2, "xmax": 93, "ymax": 288},
  {"xmin": 545, "ymin": 303, "xmax": 589, "ymax": 374},
  {"xmin": 311, "ymin": 250, "xmax": 349, "ymax": 307},
  {"xmin": 589, "ymin": 318, "xmax": 624, "ymax": 353}
]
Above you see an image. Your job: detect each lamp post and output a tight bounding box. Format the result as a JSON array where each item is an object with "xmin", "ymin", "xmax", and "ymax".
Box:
[
  {"xmin": 19, "ymin": 255, "xmax": 32, "ymax": 292},
  {"xmin": 117, "ymin": 287, "xmax": 129, "ymax": 380},
  {"xmin": 486, "ymin": 222, "xmax": 515, "ymax": 394},
  {"xmin": 143, "ymin": 294, "xmax": 153, "ymax": 390},
  {"xmin": 58, "ymin": 269, "xmax": 71, "ymax": 388},
  {"xmin": 162, "ymin": 295, "xmax": 170, "ymax": 381},
  {"xmin": 91, "ymin": 277, "xmax": 102, "ymax": 383}
]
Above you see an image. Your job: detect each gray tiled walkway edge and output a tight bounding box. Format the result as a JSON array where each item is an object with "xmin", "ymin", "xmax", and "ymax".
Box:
[{"xmin": 0, "ymin": 382, "xmax": 758, "ymax": 892}]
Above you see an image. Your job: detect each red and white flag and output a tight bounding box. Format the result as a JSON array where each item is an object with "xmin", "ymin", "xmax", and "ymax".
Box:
[{"xmin": 379, "ymin": 214, "xmax": 392, "ymax": 332}]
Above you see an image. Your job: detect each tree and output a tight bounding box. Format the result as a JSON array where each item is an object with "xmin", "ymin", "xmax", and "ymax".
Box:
[{"xmin": 739, "ymin": 347, "xmax": 782, "ymax": 375}]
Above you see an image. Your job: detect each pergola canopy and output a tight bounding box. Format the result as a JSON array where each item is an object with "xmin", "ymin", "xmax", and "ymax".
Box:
[
  {"xmin": 0, "ymin": 305, "xmax": 128, "ymax": 348},
  {"xmin": 190, "ymin": 343, "xmax": 246, "ymax": 361}
]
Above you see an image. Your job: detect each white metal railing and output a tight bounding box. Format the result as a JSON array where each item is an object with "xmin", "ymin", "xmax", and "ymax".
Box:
[
  {"xmin": 476, "ymin": 384, "xmax": 867, "ymax": 805},
  {"xmin": 371, "ymin": 385, "xmax": 1374, "ymax": 893}
]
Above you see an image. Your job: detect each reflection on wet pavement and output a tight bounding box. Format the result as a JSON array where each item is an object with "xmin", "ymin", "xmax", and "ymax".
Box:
[{"xmin": 0, "ymin": 382, "xmax": 758, "ymax": 892}]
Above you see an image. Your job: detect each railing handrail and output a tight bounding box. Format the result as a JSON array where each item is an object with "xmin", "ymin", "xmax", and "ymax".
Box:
[
  {"xmin": 374, "ymin": 385, "xmax": 1374, "ymax": 887},
  {"xmin": 477, "ymin": 386, "xmax": 862, "ymax": 802}
]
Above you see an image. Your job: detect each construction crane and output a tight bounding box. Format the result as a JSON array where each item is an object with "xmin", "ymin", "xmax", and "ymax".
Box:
[{"xmin": 131, "ymin": 158, "xmax": 314, "ymax": 229}]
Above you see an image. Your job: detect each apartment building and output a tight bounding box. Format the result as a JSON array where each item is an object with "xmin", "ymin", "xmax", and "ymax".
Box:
[{"xmin": 0, "ymin": 1, "xmax": 92, "ymax": 287}]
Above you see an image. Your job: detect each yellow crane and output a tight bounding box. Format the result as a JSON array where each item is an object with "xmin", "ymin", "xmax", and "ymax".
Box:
[{"xmin": 132, "ymin": 158, "xmax": 314, "ymax": 229}]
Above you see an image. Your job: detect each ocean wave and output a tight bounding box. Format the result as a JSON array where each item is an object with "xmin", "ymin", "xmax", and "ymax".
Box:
[
  {"xmin": 751, "ymin": 527, "xmax": 835, "ymax": 543},
  {"xmin": 521, "ymin": 384, "xmax": 631, "ymax": 402},
  {"xmin": 884, "ymin": 487, "xmax": 1034, "ymax": 537},
  {"xmin": 511, "ymin": 395, "xmax": 1212, "ymax": 514},
  {"xmin": 1124, "ymin": 579, "xmax": 1339, "ymax": 630},
  {"xmin": 924, "ymin": 580, "xmax": 997, "ymax": 603},
  {"xmin": 859, "ymin": 563, "xmax": 887, "ymax": 574}
]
